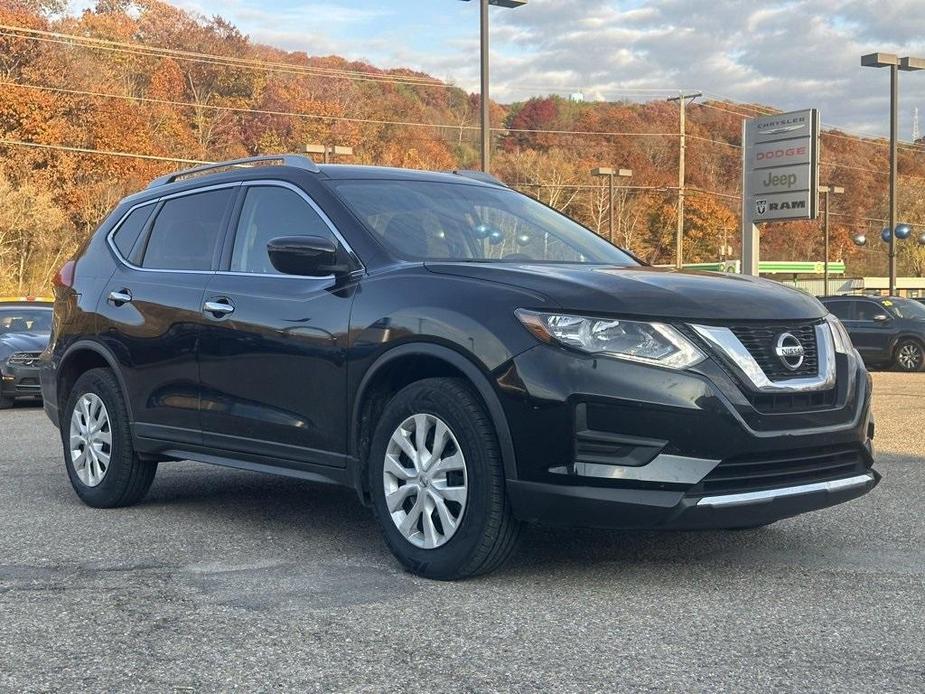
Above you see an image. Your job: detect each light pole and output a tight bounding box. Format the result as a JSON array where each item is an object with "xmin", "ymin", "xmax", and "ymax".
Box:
[
  {"xmin": 304, "ymin": 143, "xmax": 354, "ymax": 164},
  {"xmin": 460, "ymin": 0, "xmax": 526, "ymax": 173},
  {"xmin": 591, "ymin": 167, "xmax": 633, "ymax": 243},
  {"xmin": 818, "ymin": 185, "xmax": 844, "ymax": 296},
  {"xmin": 666, "ymin": 91, "xmax": 702, "ymax": 269},
  {"xmin": 861, "ymin": 53, "xmax": 925, "ymax": 294}
]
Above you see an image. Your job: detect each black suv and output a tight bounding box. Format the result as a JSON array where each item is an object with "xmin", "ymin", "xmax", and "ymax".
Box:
[
  {"xmin": 821, "ymin": 295, "xmax": 925, "ymax": 372},
  {"xmin": 41, "ymin": 155, "xmax": 878, "ymax": 579}
]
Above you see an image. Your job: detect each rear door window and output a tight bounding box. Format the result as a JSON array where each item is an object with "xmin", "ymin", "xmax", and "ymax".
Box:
[
  {"xmin": 826, "ymin": 300, "xmax": 855, "ymax": 321},
  {"xmin": 141, "ymin": 188, "xmax": 235, "ymax": 271}
]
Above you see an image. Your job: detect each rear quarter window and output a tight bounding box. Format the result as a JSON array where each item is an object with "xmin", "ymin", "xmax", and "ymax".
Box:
[{"xmin": 111, "ymin": 204, "xmax": 155, "ymax": 260}]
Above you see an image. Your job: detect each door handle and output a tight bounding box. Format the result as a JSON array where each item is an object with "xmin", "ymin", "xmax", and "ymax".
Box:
[
  {"xmin": 108, "ymin": 289, "xmax": 132, "ymax": 306},
  {"xmin": 203, "ymin": 299, "xmax": 235, "ymax": 318}
]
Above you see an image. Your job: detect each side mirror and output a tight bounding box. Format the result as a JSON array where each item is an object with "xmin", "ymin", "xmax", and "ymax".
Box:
[
  {"xmin": 267, "ymin": 236, "xmax": 350, "ymax": 277},
  {"xmin": 873, "ymin": 313, "xmax": 891, "ymax": 323}
]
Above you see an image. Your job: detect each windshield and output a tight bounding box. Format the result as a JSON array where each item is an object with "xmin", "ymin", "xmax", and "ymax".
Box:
[
  {"xmin": 331, "ymin": 180, "xmax": 638, "ymax": 265},
  {"xmin": 883, "ymin": 298, "xmax": 925, "ymax": 320},
  {"xmin": 0, "ymin": 308, "xmax": 52, "ymax": 333}
]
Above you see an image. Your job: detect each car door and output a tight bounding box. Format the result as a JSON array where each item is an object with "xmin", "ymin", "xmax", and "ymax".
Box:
[
  {"xmin": 97, "ymin": 185, "xmax": 237, "ymax": 444},
  {"xmin": 845, "ymin": 299, "xmax": 896, "ymax": 362},
  {"xmin": 197, "ymin": 181, "xmax": 356, "ymax": 468}
]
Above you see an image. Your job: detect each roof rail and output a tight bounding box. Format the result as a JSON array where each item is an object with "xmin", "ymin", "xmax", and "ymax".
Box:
[
  {"xmin": 147, "ymin": 154, "xmax": 320, "ymax": 189},
  {"xmin": 450, "ymin": 170, "xmax": 508, "ymax": 187}
]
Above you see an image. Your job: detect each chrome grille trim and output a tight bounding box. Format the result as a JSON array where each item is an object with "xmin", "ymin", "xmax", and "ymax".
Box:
[
  {"xmin": 7, "ymin": 351, "xmax": 42, "ymax": 367},
  {"xmin": 691, "ymin": 322, "xmax": 836, "ymax": 393}
]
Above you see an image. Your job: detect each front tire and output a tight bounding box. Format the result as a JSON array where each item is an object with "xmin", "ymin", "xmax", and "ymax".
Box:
[
  {"xmin": 0, "ymin": 396, "xmax": 13, "ymax": 410},
  {"xmin": 369, "ymin": 378, "xmax": 520, "ymax": 580},
  {"xmin": 894, "ymin": 339, "xmax": 924, "ymax": 372},
  {"xmin": 62, "ymin": 368, "xmax": 156, "ymax": 508}
]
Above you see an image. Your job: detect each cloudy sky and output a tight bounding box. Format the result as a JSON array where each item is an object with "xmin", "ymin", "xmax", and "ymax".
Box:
[{"xmin": 91, "ymin": 0, "xmax": 925, "ymax": 139}]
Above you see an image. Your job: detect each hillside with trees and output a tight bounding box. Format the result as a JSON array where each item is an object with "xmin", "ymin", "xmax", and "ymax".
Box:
[{"xmin": 2, "ymin": 0, "xmax": 925, "ymax": 294}]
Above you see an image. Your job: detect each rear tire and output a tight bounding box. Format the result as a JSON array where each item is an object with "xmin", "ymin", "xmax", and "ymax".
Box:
[
  {"xmin": 62, "ymin": 368, "xmax": 156, "ymax": 508},
  {"xmin": 894, "ymin": 339, "xmax": 924, "ymax": 372},
  {"xmin": 369, "ymin": 377, "xmax": 520, "ymax": 580}
]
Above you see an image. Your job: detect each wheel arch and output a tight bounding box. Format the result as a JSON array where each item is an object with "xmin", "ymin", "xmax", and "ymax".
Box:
[
  {"xmin": 350, "ymin": 342, "xmax": 518, "ymax": 500},
  {"xmin": 57, "ymin": 340, "xmax": 133, "ymax": 420}
]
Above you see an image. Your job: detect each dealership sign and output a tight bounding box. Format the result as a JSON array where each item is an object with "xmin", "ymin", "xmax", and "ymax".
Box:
[{"xmin": 743, "ymin": 109, "xmax": 819, "ymax": 223}]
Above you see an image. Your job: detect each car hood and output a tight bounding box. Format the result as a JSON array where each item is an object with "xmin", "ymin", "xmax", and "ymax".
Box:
[
  {"xmin": 424, "ymin": 263, "xmax": 827, "ymax": 321},
  {"xmin": 0, "ymin": 331, "xmax": 50, "ymax": 355}
]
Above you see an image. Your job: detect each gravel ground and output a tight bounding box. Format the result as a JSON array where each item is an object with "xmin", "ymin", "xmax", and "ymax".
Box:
[{"xmin": 0, "ymin": 372, "xmax": 922, "ymax": 693}]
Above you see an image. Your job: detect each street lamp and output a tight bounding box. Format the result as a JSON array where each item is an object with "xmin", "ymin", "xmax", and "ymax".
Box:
[
  {"xmin": 861, "ymin": 52, "xmax": 925, "ymax": 294},
  {"xmin": 819, "ymin": 185, "xmax": 844, "ymax": 296},
  {"xmin": 460, "ymin": 0, "xmax": 526, "ymax": 173},
  {"xmin": 591, "ymin": 167, "xmax": 633, "ymax": 243}
]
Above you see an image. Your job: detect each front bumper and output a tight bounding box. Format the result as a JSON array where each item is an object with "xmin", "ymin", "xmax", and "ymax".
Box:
[
  {"xmin": 497, "ymin": 342, "xmax": 877, "ymax": 529},
  {"xmin": 508, "ymin": 469, "xmax": 879, "ymax": 530},
  {"xmin": 1, "ymin": 363, "xmax": 43, "ymax": 401}
]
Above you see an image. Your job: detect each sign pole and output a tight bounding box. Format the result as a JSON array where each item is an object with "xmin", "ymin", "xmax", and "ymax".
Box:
[{"xmin": 741, "ymin": 119, "xmax": 760, "ymax": 275}]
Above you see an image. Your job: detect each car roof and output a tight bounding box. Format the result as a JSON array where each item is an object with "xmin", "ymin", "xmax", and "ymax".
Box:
[
  {"xmin": 820, "ymin": 295, "xmax": 900, "ymax": 301},
  {"xmin": 0, "ymin": 297, "xmax": 53, "ymax": 307},
  {"xmin": 121, "ymin": 158, "xmax": 507, "ymax": 209},
  {"xmin": 316, "ymin": 164, "xmax": 504, "ymax": 187}
]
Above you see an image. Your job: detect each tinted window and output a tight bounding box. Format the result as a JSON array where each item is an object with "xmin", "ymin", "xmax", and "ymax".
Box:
[
  {"xmin": 112, "ymin": 204, "xmax": 155, "ymax": 260},
  {"xmin": 826, "ymin": 300, "xmax": 855, "ymax": 320},
  {"xmin": 142, "ymin": 189, "xmax": 234, "ymax": 270},
  {"xmin": 331, "ymin": 180, "xmax": 637, "ymax": 265},
  {"xmin": 856, "ymin": 301, "xmax": 886, "ymax": 321},
  {"xmin": 231, "ymin": 186, "xmax": 335, "ymax": 274}
]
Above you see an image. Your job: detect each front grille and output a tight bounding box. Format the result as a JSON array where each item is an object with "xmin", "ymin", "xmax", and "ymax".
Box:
[
  {"xmin": 729, "ymin": 322, "xmax": 819, "ymax": 380},
  {"xmin": 750, "ymin": 388, "xmax": 837, "ymax": 413},
  {"xmin": 693, "ymin": 444, "xmax": 867, "ymax": 497},
  {"xmin": 7, "ymin": 351, "xmax": 42, "ymax": 367}
]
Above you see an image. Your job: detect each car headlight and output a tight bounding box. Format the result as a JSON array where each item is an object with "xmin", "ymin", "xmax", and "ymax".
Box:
[
  {"xmin": 515, "ymin": 310, "xmax": 705, "ymax": 370},
  {"xmin": 825, "ymin": 314, "xmax": 854, "ymax": 355}
]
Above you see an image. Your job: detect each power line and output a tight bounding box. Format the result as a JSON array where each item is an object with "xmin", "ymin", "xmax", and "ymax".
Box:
[
  {"xmin": 0, "ymin": 25, "xmax": 450, "ymax": 89},
  {"xmin": 0, "ymin": 80, "xmax": 678, "ymax": 139},
  {"xmin": 0, "ymin": 137, "xmax": 208, "ymax": 165}
]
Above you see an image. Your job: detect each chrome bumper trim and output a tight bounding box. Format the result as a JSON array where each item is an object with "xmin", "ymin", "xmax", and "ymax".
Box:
[
  {"xmin": 696, "ymin": 473, "xmax": 874, "ymax": 508},
  {"xmin": 551, "ymin": 454, "xmax": 720, "ymax": 484}
]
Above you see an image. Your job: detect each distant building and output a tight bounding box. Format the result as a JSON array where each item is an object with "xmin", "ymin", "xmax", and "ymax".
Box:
[{"xmin": 569, "ymin": 91, "xmax": 584, "ymax": 103}]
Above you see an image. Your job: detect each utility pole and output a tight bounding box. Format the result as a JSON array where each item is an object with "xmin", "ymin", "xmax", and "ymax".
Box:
[{"xmin": 667, "ymin": 91, "xmax": 701, "ymax": 269}]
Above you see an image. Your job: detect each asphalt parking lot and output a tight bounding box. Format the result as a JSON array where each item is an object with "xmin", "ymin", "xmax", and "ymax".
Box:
[{"xmin": 1, "ymin": 372, "xmax": 923, "ymax": 693}]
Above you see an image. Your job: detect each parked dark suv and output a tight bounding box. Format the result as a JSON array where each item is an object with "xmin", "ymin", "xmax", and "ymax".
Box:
[
  {"xmin": 42, "ymin": 155, "xmax": 878, "ymax": 579},
  {"xmin": 821, "ymin": 295, "xmax": 925, "ymax": 372}
]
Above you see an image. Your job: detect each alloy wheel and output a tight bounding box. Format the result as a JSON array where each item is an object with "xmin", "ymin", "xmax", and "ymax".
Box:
[
  {"xmin": 69, "ymin": 393, "xmax": 112, "ymax": 487},
  {"xmin": 898, "ymin": 343, "xmax": 923, "ymax": 371},
  {"xmin": 383, "ymin": 413, "xmax": 468, "ymax": 549}
]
